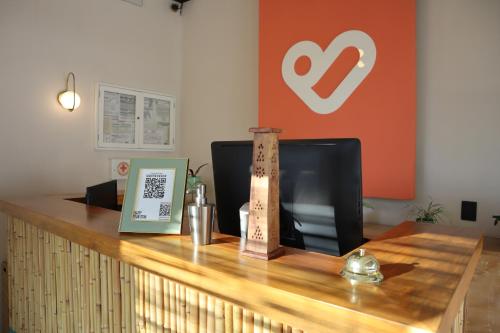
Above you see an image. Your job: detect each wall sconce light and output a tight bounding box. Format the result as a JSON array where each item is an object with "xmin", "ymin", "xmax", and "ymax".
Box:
[{"xmin": 58, "ymin": 72, "xmax": 81, "ymax": 111}]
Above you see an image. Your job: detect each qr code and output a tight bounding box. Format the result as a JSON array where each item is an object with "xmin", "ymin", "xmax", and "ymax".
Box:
[
  {"xmin": 143, "ymin": 176, "xmax": 166, "ymax": 199},
  {"xmin": 159, "ymin": 202, "xmax": 171, "ymax": 218}
]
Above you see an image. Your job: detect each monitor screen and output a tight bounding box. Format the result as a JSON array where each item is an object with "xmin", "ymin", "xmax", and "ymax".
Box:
[
  {"xmin": 86, "ymin": 180, "xmax": 118, "ymax": 211},
  {"xmin": 211, "ymin": 139, "xmax": 363, "ymax": 256}
]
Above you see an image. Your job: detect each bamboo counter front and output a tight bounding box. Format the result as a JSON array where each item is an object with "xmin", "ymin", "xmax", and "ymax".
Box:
[{"xmin": 0, "ymin": 196, "xmax": 482, "ymax": 333}]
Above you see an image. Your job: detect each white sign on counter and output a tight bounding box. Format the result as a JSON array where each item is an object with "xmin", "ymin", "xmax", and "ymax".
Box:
[{"xmin": 132, "ymin": 168, "xmax": 176, "ymax": 223}]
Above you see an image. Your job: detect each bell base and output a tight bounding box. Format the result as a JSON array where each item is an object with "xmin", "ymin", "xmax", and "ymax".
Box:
[{"xmin": 340, "ymin": 270, "xmax": 384, "ymax": 285}]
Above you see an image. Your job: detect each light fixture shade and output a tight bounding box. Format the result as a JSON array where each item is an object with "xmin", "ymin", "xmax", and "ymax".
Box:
[{"xmin": 58, "ymin": 90, "xmax": 81, "ymax": 110}]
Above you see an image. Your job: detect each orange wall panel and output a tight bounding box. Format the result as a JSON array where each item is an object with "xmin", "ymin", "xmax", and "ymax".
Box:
[{"xmin": 259, "ymin": 0, "xmax": 416, "ymax": 199}]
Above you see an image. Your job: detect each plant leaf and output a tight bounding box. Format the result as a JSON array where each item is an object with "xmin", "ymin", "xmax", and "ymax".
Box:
[{"xmin": 194, "ymin": 163, "xmax": 208, "ymax": 176}]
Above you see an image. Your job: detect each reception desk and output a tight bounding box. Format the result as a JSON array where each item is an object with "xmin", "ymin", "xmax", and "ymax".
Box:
[{"xmin": 0, "ymin": 195, "xmax": 483, "ymax": 333}]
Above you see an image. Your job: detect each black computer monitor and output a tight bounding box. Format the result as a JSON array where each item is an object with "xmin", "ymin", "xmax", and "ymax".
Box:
[
  {"xmin": 211, "ymin": 139, "xmax": 363, "ymax": 256},
  {"xmin": 86, "ymin": 180, "xmax": 118, "ymax": 211}
]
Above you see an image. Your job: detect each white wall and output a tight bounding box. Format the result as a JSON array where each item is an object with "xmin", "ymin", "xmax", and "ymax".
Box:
[
  {"xmin": 180, "ymin": 0, "xmax": 259, "ymax": 195},
  {"xmin": 365, "ymin": 0, "xmax": 500, "ymax": 238},
  {"xmin": 0, "ymin": 0, "xmax": 183, "ymax": 199},
  {"xmin": 180, "ymin": 0, "xmax": 500, "ymax": 238},
  {"xmin": 0, "ymin": 0, "xmax": 183, "ymax": 326}
]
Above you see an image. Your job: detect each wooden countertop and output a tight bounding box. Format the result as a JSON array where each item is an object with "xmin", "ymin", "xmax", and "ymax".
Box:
[
  {"xmin": 0, "ymin": 196, "xmax": 483, "ymax": 333},
  {"xmin": 363, "ymin": 222, "xmax": 393, "ymax": 240}
]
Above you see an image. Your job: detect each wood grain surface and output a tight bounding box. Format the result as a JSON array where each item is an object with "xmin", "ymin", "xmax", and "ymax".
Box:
[{"xmin": 0, "ymin": 196, "xmax": 483, "ymax": 333}]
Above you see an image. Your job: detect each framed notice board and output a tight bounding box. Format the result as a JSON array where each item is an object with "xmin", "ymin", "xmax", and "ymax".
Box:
[{"xmin": 96, "ymin": 83, "xmax": 175, "ymax": 151}]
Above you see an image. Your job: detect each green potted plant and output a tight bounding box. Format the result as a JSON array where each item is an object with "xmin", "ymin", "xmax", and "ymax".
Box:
[
  {"xmin": 186, "ymin": 163, "xmax": 208, "ymax": 194},
  {"xmin": 410, "ymin": 200, "xmax": 444, "ymax": 224}
]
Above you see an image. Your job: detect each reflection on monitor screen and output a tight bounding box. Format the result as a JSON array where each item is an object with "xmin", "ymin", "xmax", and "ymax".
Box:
[{"xmin": 211, "ymin": 139, "xmax": 363, "ymax": 256}]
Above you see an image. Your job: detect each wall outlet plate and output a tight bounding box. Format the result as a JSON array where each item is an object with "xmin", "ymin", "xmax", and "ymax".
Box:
[
  {"xmin": 461, "ymin": 201, "xmax": 477, "ymax": 222},
  {"xmin": 111, "ymin": 159, "xmax": 131, "ymax": 180}
]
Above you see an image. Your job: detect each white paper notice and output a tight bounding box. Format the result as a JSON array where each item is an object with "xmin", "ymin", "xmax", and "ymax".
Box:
[
  {"xmin": 103, "ymin": 91, "xmax": 136, "ymax": 144},
  {"xmin": 132, "ymin": 168, "xmax": 175, "ymax": 222},
  {"xmin": 143, "ymin": 97, "xmax": 171, "ymax": 145}
]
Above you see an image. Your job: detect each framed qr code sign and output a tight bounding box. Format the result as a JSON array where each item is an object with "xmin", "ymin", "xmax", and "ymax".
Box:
[{"xmin": 119, "ymin": 158, "xmax": 188, "ymax": 234}]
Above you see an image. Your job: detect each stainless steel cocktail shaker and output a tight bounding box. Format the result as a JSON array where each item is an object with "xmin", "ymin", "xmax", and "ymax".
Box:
[{"xmin": 187, "ymin": 184, "xmax": 215, "ymax": 245}]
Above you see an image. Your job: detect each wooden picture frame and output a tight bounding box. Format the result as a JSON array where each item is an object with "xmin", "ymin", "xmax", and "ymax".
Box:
[{"xmin": 119, "ymin": 158, "xmax": 188, "ymax": 234}]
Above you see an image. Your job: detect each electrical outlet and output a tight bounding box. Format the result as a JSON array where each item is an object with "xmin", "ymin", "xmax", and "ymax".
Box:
[{"xmin": 461, "ymin": 201, "xmax": 477, "ymax": 222}]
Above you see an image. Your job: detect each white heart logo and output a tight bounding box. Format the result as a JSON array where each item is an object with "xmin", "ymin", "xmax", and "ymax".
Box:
[{"xmin": 282, "ymin": 30, "xmax": 376, "ymax": 115}]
